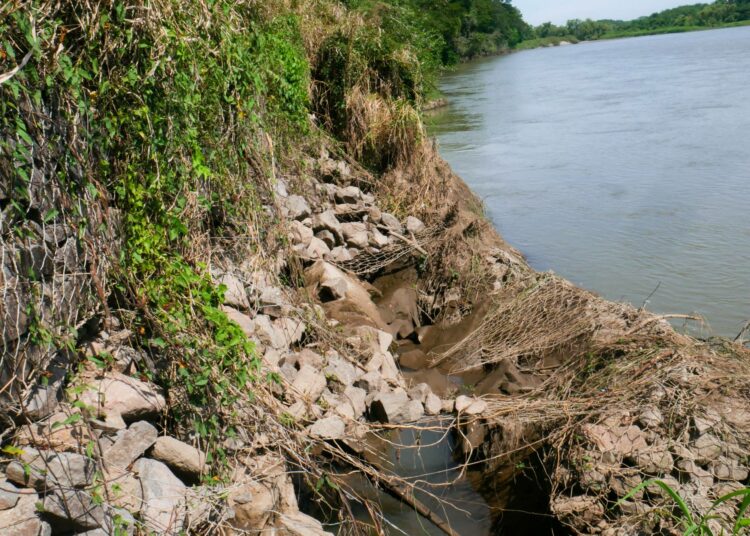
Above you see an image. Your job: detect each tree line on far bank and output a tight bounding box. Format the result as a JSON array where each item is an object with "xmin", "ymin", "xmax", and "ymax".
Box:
[{"xmin": 532, "ymin": 0, "xmax": 750, "ymax": 43}]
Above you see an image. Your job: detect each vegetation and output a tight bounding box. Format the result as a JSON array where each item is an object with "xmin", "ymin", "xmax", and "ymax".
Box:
[{"xmin": 525, "ymin": 0, "xmax": 750, "ymax": 44}]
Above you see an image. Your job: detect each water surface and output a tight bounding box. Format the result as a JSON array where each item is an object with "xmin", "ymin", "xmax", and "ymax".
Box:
[{"xmin": 428, "ymin": 27, "xmax": 750, "ymax": 338}]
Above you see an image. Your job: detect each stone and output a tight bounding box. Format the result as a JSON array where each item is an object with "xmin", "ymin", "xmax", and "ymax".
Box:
[
  {"xmin": 455, "ymin": 395, "xmax": 488, "ymax": 415},
  {"xmin": 289, "ymin": 220, "xmax": 313, "ymax": 247},
  {"xmin": 305, "ymin": 237, "xmax": 331, "ymax": 259},
  {"xmin": 635, "ymin": 446, "xmax": 674, "ymax": 475},
  {"xmin": 692, "ymin": 434, "xmax": 722, "ymax": 463},
  {"xmin": 354, "ymin": 371, "xmax": 384, "ymax": 393},
  {"xmin": 343, "ymin": 386, "xmax": 367, "ymax": 417},
  {"xmin": 15, "ymin": 409, "xmax": 97, "ymax": 452},
  {"xmin": 217, "ymin": 273, "xmax": 249, "ymax": 310},
  {"xmin": 6, "ymin": 448, "xmax": 95, "ymax": 491},
  {"xmin": 676, "ymin": 459, "xmax": 714, "ymax": 488},
  {"xmin": 292, "ymin": 365, "xmax": 327, "ymax": 401},
  {"xmin": 638, "ymin": 406, "xmax": 663, "ymax": 429},
  {"xmin": 259, "ymin": 286, "xmax": 292, "ymax": 318},
  {"xmin": 253, "ymin": 314, "xmax": 285, "ymax": 349},
  {"xmin": 285, "ymin": 195, "xmax": 311, "ymax": 220},
  {"xmin": 341, "ymin": 222, "xmax": 369, "ymax": 249},
  {"xmin": 324, "ymin": 356, "xmax": 359, "ymax": 388},
  {"xmin": 312, "ymin": 211, "xmax": 343, "ymax": 239},
  {"xmin": 710, "ymin": 458, "xmax": 749, "ymax": 481},
  {"xmin": 42, "ymin": 489, "xmax": 106, "ymax": 531},
  {"xmin": 133, "ymin": 458, "xmax": 187, "ymax": 535},
  {"xmin": 582, "ymin": 424, "xmax": 649, "ymax": 458},
  {"xmin": 328, "ymin": 246, "xmax": 353, "ymax": 263},
  {"xmin": 334, "ymin": 186, "xmax": 362, "ymax": 204},
  {"xmin": 405, "ymin": 216, "xmax": 425, "ymax": 234},
  {"xmin": 103, "ymin": 421, "xmax": 157, "ymax": 470},
  {"xmin": 22, "ymin": 351, "xmax": 70, "ymax": 420},
  {"xmin": 380, "ymin": 213, "xmax": 402, "ymax": 233},
  {"xmin": 221, "ymin": 306, "xmax": 255, "ymax": 337},
  {"xmin": 551, "ymin": 496, "xmax": 605, "ymax": 524},
  {"xmin": 368, "ymin": 229, "xmax": 389, "ymax": 249},
  {"xmin": 369, "ymin": 391, "xmax": 424, "ymax": 424},
  {"xmin": 104, "ymin": 469, "xmax": 142, "ymax": 513},
  {"xmin": 76, "ymin": 371, "xmax": 165, "ymax": 422},
  {"xmin": 228, "ymin": 479, "xmax": 276, "ymax": 532},
  {"xmin": 0, "ymin": 480, "xmax": 20, "ymax": 510},
  {"xmin": 424, "ymin": 393, "xmax": 442, "ymax": 416},
  {"xmin": 150, "ymin": 436, "xmax": 207, "ymax": 479},
  {"xmin": 274, "ymin": 317, "xmax": 306, "ymax": 347},
  {"xmin": 320, "ymin": 277, "xmax": 348, "ymax": 301},
  {"xmin": 316, "ymin": 230, "xmax": 337, "ymax": 249},
  {"xmin": 408, "ymin": 383, "xmax": 432, "ymax": 403},
  {"xmin": 441, "ymin": 399, "xmax": 455, "ymax": 413},
  {"xmin": 0, "ymin": 492, "xmax": 47, "ymax": 536},
  {"xmin": 278, "ymin": 510, "xmax": 333, "ymax": 536},
  {"xmin": 378, "ymin": 352, "xmax": 400, "ymax": 382},
  {"xmin": 309, "ymin": 416, "xmax": 346, "ymax": 440}
]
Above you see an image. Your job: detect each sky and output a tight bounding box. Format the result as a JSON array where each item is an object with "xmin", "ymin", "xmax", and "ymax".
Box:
[{"xmin": 513, "ymin": 0, "xmax": 692, "ymax": 26}]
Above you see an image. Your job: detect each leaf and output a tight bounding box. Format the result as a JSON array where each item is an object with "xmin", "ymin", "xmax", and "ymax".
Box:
[{"xmin": 2, "ymin": 445, "xmax": 26, "ymax": 457}]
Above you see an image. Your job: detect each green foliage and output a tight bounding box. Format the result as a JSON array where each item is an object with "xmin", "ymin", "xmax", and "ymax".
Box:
[{"xmin": 618, "ymin": 479, "xmax": 750, "ymax": 535}]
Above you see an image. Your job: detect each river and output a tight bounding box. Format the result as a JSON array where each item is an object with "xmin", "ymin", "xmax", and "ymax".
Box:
[{"xmin": 428, "ymin": 27, "xmax": 750, "ymax": 339}]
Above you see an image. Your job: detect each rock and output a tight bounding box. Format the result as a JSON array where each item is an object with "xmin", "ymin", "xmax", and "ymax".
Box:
[
  {"xmin": 692, "ymin": 434, "xmax": 722, "ymax": 463},
  {"xmin": 354, "ymin": 371, "xmax": 384, "ymax": 393},
  {"xmin": 379, "ymin": 213, "xmax": 402, "ymax": 233},
  {"xmin": 285, "ymin": 195, "xmax": 311, "ymax": 220},
  {"xmin": 328, "ymin": 246, "xmax": 353, "ymax": 263},
  {"xmin": 218, "ymin": 273, "xmax": 249, "ymax": 310},
  {"xmin": 221, "ymin": 306, "xmax": 255, "ymax": 337},
  {"xmin": 676, "ymin": 459, "xmax": 714, "ymax": 488},
  {"xmin": 455, "ymin": 395, "xmax": 487, "ymax": 415},
  {"xmin": 309, "ymin": 416, "xmax": 346, "ymax": 439},
  {"xmin": 259, "ymin": 286, "xmax": 292, "ymax": 318},
  {"xmin": 133, "ymin": 458, "xmax": 187, "ymax": 535},
  {"xmin": 320, "ymin": 277, "xmax": 348, "ymax": 301},
  {"xmin": 289, "ymin": 220, "xmax": 313, "ymax": 247},
  {"xmin": 228, "ymin": 479, "xmax": 276, "ymax": 532},
  {"xmin": 441, "ymin": 399, "xmax": 455, "ymax": 413},
  {"xmin": 316, "ymin": 230, "xmax": 337, "ymax": 249},
  {"xmin": 693, "ymin": 411, "xmax": 721, "ymax": 435},
  {"xmin": 274, "ymin": 317, "xmax": 306, "ymax": 347},
  {"xmin": 341, "ymin": 222, "xmax": 369, "ymax": 249},
  {"xmin": 0, "ymin": 479, "xmax": 20, "ymax": 510},
  {"xmin": 42, "ymin": 490, "xmax": 106, "ymax": 531},
  {"xmin": 292, "ymin": 365, "xmax": 327, "ymax": 401},
  {"xmin": 334, "ymin": 186, "xmax": 362, "ymax": 204},
  {"xmin": 552, "ymin": 496, "xmax": 605, "ymax": 524},
  {"xmin": 369, "ymin": 391, "xmax": 424, "ymax": 424},
  {"xmin": 343, "ymin": 386, "xmax": 367, "ymax": 417},
  {"xmin": 305, "ymin": 237, "xmax": 331, "ymax": 259},
  {"xmin": 278, "ymin": 510, "xmax": 333, "ymax": 536},
  {"xmin": 22, "ymin": 351, "xmax": 70, "ymax": 420},
  {"xmin": 709, "ymin": 458, "xmax": 749, "ymax": 481},
  {"xmin": 103, "ymin": 420, "xmax": 157, "ymax": 470},
  {"xmin": 368, "ymin": 206, "xmax": 382, "ymax": 222},
  {"xmin": 104, "ymin": 468, "xmax": 142, "ymax": 513},
  {"xmin": 76, "ymin": 371, "xmax": 165, "ymax": 422},
  {"xmin": 150, "ymin": 436, "xmax": 207, "ymax": 479},
  {"xmin": 582, "ymin": 424, "xmax": 648, "ymax": 458},
  {"xmin": 6, "ymin": 448, "xmax": 95, "ymax": 490},
  {"xmin": 408, "ymin": 383, "xmax": 432, "ymax": 403},
  {"xmin": 369, "ymin": 229, "xmax": 389, "ymax": 248},
  {"xmin": 15, "ymin": 409, "xmax": 97, "ymax": 452},
  {"xmin": 635, "ymin": 446, "xmax": 674, "ymax": 475},
  {"xmin": 405, "ymin": 216, "xmax": 425, "ymax": 234},
  {"xmin": 424, "ymin": 393, "xmax": 442, "ymax": 416},
  {"xmin": 638, "ymin": 406, "xmax": 663, "ymax": 429},
  {"xmin": 0, "ymin": 492, "xmax": 48, "ymax": 536},
  {"xmin": 324, "ymin": 355, "xmax": 359, "ymax": 389},
  {"xmin": 253, "ymin": 314, "xmax": 285, "ymax": 349},
  {"xmin": 312, "ymin": 211, "xmax": 343, "ymax": 239}
]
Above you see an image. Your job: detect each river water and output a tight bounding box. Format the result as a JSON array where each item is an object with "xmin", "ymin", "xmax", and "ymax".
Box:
[{"xmin": 428, "ymin": 27, "xmax": 750, "ymax": 339}]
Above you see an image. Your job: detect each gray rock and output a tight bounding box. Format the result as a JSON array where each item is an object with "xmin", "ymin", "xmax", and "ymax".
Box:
[
  {"xmin": 289, "ymin": 220, "xmax": 313, "ymax": 247},
  {"xmin": 305, "ymin": 237, "xmax": 331, "ymax": 260},
  {"xmin": 315, "ymin": 230, "xmax": 337, "ymax": 249},
  {"xmin": 369, "ymin": 229, "xmax": 389, "ymax": 248},
  {"xmin": 0, "ymin": 479, "xmax": 20, "ymax": 510},
  {"xmin": 259, "ymin": 286, "xmax": 292, "ymax": 318},
  {"xmin": 341, "ymin": 222, "xmax": 369, "ymax": 249},
  {"xmin": 150, "ymin": 436, "xmax": 207, "ymax": 479},
  {"xmin": 380, "ymin": 213, "xmax": 402, "ymax": 233},
  {"xmin": 693, "ymin": 434, "xmax": 723, "ymax": 463},
  {"xmin": 312, "ymin": 211, "xmax": 343, "ymax": 239},
  {"xmin": 424, "ymin": 393, "xmax": 442, "ymax": 416},
  {"xmin": 22, "ymin": 351, "xmax": 70, "ymax": 420},
  {"xmin": 103, "ymin": 420, "xmax": 158, "ymax": 470},
  {"xmin": 324, "ymin": 356, "xmax": 359, "ymax": 388},
  {"xmin": 76, "ymin": 371, "xmax": 165, "ymax": 422},
  {"xmin": 334, "ymin": 186, "xmax": 362, "ymax": 204},
  {"xmin": 278, "ymin": 510, "xmax": 333, "ymax": 536},
  {"xmin": 676, "ymin": 459, "xmax": 714, "ymax": 488},
  {"xmin": 218, "ymin": 273, "xmax": 249, "ymax": 310},
  {"xmin": 343, "ymin": 386, "xmax": 367, "ymax": 417},
  {"xmin": 354, "ymin": 371, "xmax": 384, "ymax": 393},
  {"xmin": 253, "ymin": 315, "xmax": 286, "ymax": 350},
  {"xmin": 42, "ymin": 490, "xmax": 106, "ymax": 531},
  {"xmin": 328, "ymin": 246, "xmax": 353, "ymax": 263},
  {"xmin": 308, "ymin": 416, "xmax": 346, "ymax": 439},
  {"xmin": 285, "ymin": 195, "xmax": 311, "ymax": 221},
  {"xmin": 221, "ymin": 306, "xmax": 255, "ymax": 337},
  {"xmin": 274, "ymin": 317, "xmax": 305, "ymax": 347},
  {"xmin": 0, "ymin": 492, "xmax": 47, "ymax": 536},
  {"xmin": 455, "ymin": 395, "xmax": 487, "ymax": 415},
  {"xmin": 368, "ymin": 391, "xmax": 424, "ymax": 424},
  {"xmin": 320, "ymin": 277, "xmax": 348, "ymax": 301},
  {"xmin": 292, "ymin": 365, "xmax": 327, "ymax": 401},
  {"xmin": 6, "ymin": 449, "xmax": 95, "ymax": 491},
  {"xmin": 408, "ymin": 383, "xmax": 432, "ymax": 403},
  {"xmin": 710, "ymin": 458, "xmax": 749, "ymax": 481},
  {"xmin": 133, "ymin": 458, "xmax": 187, "ymax": 535},
  {"xmin": 405, "ymin": 216, "xmax": 425, "ymax": 234}
]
